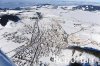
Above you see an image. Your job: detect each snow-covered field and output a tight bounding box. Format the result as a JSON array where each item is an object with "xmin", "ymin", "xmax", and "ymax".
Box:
[{"xmin": 0, "ymin": 5, "xmax": 100, "ymax": 66}]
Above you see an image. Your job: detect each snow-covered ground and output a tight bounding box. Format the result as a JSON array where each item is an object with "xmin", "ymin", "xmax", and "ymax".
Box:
[{"xmin": 0, "ymin": 5, "xmax": 100, "ymax": 66}]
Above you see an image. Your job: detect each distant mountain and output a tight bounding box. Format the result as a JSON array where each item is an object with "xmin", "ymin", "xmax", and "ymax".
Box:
[
  {"xmin": 73, "ymin": 5, "xmax": 100, "ymax": 11},
  {"xmin": 0, "ymin": 0, "xmax": 100, "ymax": 8}
]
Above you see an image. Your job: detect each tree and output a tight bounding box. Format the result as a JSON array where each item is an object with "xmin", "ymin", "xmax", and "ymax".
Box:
[{"xmin": 2, "ymin": 14, "xmax": 68, "ymax": 66}]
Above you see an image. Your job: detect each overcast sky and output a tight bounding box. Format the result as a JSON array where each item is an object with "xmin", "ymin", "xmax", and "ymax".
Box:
[{"xmin": 0, "ymin": 0, "xmax": 100, "ymax": 2}]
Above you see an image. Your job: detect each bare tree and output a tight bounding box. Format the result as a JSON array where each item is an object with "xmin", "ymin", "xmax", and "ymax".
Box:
[{"xmin": 2, "ymin": 14, "xmax": 69, "ymax": 66}]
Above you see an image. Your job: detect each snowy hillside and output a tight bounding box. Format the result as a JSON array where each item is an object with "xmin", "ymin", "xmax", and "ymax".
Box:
[{"xmin": 0, "ymin": 5, "xmax": 100, "ymax": 66}]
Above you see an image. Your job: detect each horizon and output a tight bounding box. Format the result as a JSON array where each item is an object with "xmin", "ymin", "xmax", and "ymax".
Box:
[
  {"xmin": 0, "ymin": 0, "xmax": 100, "ymax": 2},
  {"xmin": 0, "ymin": 0, "xmax": 100, "ymax": 8}
]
